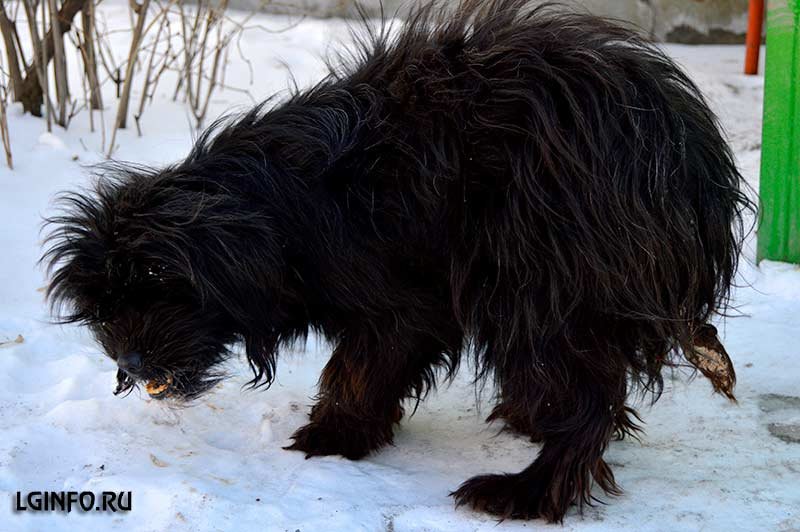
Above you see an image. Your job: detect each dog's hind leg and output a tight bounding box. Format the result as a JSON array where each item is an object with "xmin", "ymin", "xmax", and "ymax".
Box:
[
  {"xmin": 285, "ymin": 319, "xmax": 460, "ymax": 460},
  {"xmin": 453, "ymin": 357, "xmax": 628, "ymax": 522},
  {"xmin": 489, "ymin": 385, "xmax": 642, "ymax": 443}
]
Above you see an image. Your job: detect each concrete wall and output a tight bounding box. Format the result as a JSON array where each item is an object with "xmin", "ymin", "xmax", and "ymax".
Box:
[{"xmin": 241, "ymin": 0, "xmax": 750, "ymax": 43}]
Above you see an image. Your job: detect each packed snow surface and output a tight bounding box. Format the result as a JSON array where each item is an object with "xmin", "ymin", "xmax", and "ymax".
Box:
[{"xmin": 0, "ymin": 5, "xmax": 798, "ymax": 531}]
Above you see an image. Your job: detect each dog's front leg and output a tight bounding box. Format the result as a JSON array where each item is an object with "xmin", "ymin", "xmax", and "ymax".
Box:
[{"xmin": 285, "ymin": 323, "xmax": 455, "ymax": 460}]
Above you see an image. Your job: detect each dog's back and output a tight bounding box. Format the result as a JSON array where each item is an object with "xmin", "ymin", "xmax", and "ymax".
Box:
[{"xmin": 284, "ymin": 0, "xmax": 750, "ymax": 388}]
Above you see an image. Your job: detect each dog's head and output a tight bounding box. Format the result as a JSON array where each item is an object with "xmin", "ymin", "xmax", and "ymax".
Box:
[{"xmin": 42, "ymin": 164, "xmax": 284, "ymax": 401}]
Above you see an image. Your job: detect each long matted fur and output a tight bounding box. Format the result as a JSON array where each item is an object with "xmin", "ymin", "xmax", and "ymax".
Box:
[{"xmin": 44, "ymin": 0, "xmax": 752, "ymax": 522}]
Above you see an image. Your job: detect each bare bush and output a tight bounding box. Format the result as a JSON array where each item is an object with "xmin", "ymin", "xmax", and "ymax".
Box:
[
  {"xmin": 0, "ymin": 0, "xmax": 300, "ymax": 161},
  {"xmin": 106, "ymin": 0, "xmax": 288, "ymax": 154},
  {"xmin": 177, "ymin": 0, "xmax": 243, "ymax": 129}
]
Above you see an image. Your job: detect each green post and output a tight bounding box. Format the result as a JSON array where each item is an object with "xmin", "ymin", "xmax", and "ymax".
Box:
[{"xmin": 757, "ymin": 0, "xmax": 800, "ymax": 264}]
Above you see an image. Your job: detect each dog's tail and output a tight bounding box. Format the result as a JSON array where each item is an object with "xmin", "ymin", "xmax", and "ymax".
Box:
[{"xmin": 687, "ymin": 324, "xmax": 736, "ymax": 402}]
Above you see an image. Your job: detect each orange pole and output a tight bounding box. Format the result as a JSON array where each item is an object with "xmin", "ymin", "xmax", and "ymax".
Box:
[{"xmin": 744, "ymin": 0, "xmax": 765, "ymax": 75}]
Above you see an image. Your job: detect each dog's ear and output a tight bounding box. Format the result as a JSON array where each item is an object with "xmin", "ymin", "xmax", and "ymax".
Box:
[
  {"xmin": 134, "ymin": 185, "xmax": 282, "ymax": 316},
  {"xmin": 140, "ymin": 188, "xmax": 285, "ymax": 389},
  {"xmin": 42, "ymin": 179, "xmax": 123, "ymax": 323},
  {"xmin": 152, "ymin": 211, "xmax": 284, "ymax": 389}
]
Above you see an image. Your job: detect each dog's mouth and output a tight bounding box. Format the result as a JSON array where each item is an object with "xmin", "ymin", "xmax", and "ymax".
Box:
[
  {"xmin": 113, "ymin": 369, "xmax": 175, "ymax": 399},
  {"xmin": 144, "ymin": 375, "xmax": 173, "ymax": 399},
  {"xmin": 114, "ymin": 361, "xmax": 225, "ymax": 402}
]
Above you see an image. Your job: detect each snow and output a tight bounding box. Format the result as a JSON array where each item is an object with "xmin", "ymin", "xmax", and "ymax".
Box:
[{"xmin": 1, "ymin": 7, "xmax": 799, "ymax": 532}]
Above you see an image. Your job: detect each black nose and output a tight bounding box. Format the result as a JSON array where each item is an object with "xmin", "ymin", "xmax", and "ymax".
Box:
[{"xmin": 117, "ymin": 351, "xmax": 144, "ymax": 375}]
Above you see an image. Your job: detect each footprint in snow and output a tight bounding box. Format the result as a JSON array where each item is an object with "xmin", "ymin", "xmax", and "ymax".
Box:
[{"xmin": 759, "ymin": 394, "xmax": 800, "ymax": 444}]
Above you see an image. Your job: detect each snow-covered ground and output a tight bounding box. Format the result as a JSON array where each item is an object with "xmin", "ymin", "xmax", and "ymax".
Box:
[{"xmin": 1, "ymin": 6, "xmax": 798, "ymax": 532}]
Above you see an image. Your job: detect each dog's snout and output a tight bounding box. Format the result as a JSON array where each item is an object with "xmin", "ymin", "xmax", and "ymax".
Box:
[{"xmin": 117, "ymin": 351, "xmax": 144, "ymax": 375}]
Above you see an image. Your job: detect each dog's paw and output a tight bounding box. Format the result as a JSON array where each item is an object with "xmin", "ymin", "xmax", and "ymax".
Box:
[
  {"xmin": 451, "ymin": 473, "xmax": 557, "ymax": 522},
  {"xmin": 284, "ymin": 416, "xmax": 393, "ymax": 460}
]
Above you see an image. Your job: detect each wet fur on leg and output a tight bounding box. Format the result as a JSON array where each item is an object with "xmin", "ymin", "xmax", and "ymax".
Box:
[
  {"xmin": 286, "ymin": 322, "xmax": 461, "ymax": 459},
  {"xmin": 488, "ymin": 402, "xmax": 644, "ymax": 443},
  {"xmin": 43, "ymin": 0, "xmax": 752, "ymax": 523}
]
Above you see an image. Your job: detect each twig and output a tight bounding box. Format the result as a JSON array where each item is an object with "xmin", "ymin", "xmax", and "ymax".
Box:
[
  {"xmin": 81, "ymin": 0, "xmax": 102, "ymax": 110},
  {"xmin": 41, "ymin": 0, "xmax": 51, "ymax": 131},
  {"xmin": 49, "ymin": 0, "xmax": 71, "ymax": 127},
  {"xmin": 0, "ymin": 66, "xmax": 13, "ymax": 168},
  {"xmin": 21, "ymin": 0, "xmax": 52, "ymax": 129},
  {"xmin": 0, "ymin": 0, "xmax": 25, "ymax": 99},
  {"xmin": 134, "ymin": 0, "xmax": 171, "ymax": 136},
  {"xmin": 75, "ymin": 30, "xmax": 95, "ymax": 132},
  {"xmin": 107, "ymin": 0, "xmax": 151, "ymax": 157},
  {"xmin": 17, "ymin": 0, "xmax": 84, "ymax": 116}
]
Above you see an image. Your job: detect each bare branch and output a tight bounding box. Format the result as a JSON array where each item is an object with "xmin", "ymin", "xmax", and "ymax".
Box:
[
  {"xmin": 3, "ymin": 0, "xmax": 287, "ymax": 153},
  {"xmin": 40, "ymin": 0, "xmax": 52, "ymax": 131},
  {"xmin": 0, "ymin": 0, "xmax": 25, "ymax": 99},
  {"xmin": 18, "ymin": 0, "xmax": 84, "ymax": 116},
  {"xmin": 80, "ymin": 0, "xmax": 102, "ymax": 109},
  {"xmin": 49, "ymin": 0, "xmax": 71, "ymax": 127},
  {"xmin": 0, "ymin": 62, "xmax": 14, "ymax": 168},
  {"xmin": 134, "ymin": 0, "xmax": 172, "ymax": 136},
  {"xmin": 107, "ymin": 0, "xmax": 151, "ymax": 157}
]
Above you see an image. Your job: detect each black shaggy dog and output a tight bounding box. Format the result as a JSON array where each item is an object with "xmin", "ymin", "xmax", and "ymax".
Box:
[{"xmin": 44, "ymin": 0, "xmax": 751, "ymax": 522}]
